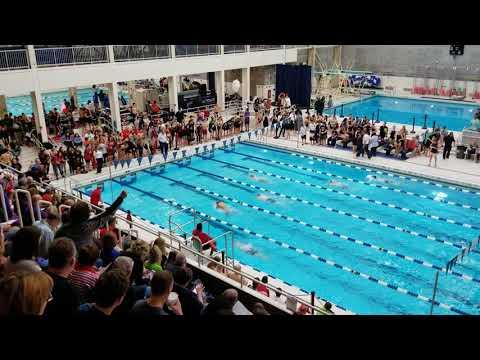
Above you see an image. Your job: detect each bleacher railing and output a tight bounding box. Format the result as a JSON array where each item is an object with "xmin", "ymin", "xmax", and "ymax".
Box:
[
  {"xmin": 113, "ymin": 45, "xmax": 171, "ymax": 62},
  {"xmin": 35, "ymin": 46, "xmax": 109, "ymax": 67},
  {"xmin": 175, "ymin": 45, "xmax": 221, "ymax": 58},
  {"xmin": 0, "ymin": 49, "xmax": 30, "ymax": 71},
  {"xmin": 249, "ymin": 45, "xmax": 283, "ymax": 51},
  {"xmin": 223, "ymin": 45, "xmax": 247, "ymax": 54}
]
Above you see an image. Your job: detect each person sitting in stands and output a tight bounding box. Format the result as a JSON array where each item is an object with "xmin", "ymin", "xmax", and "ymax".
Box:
[
  {"xmin": 99, "ymin": 217, "xmax": 121, "ymax": 246},
  {"xmin": 173, "ymin": 267, "xmax": 205, "ymax": 316},
  {"xmin": 130, "ymin": 270, "xmax": 179, "ymax": 317},
  {"xmin": 201, "ymin": 289, "xmax": 238, "ymax": 316},
  {"xmin": 55, "ymin": 190, "xmax": 127, "ymax": 249},
  {"xmin": 251, "ymin": 302, "xmax": 270, "ymax": 315},
  {"xmin": 255, "ymin": 276, "xmax": 270, "ymax": 297},
  {"xmin": 150, "ymin": 101, "xmax": 161, "ymax": 114},
  {"xmin": 33, "ymin": 206, "xmax": 61, "ymax": 263},
  {"xmin": 68, "ymin": 243, "xmax": 101, "ymax": 304},
  {"xmin": 90, "ymin": 185, "xmax": 102, "ymax": 208},
  {"xmin": 4, "ymin": 227, "xmax": 42, "ymax": 275},
  {"xmin": 144, "ymin": 244, "xmax": 164, "ymax": 273},
  {"xmin": 192, "ymin": 223, "xmax": 217, "ymax": 253},
  {"xmin": 165, "ymin": 252, "xmax": 187, "ymax": 275},
  {"xmin": 0, "ymin": 271, "xmax": 53, "ymax": 316},
  {"xmin": 77, "ymin": 269, "xmax": 129, "ymax": 318},
  {"xmin": 99, "ymin": 231, "xmax": 120, "ymax": 267},
  {"xmin": 43, "ymin": 237, "xmax": 79, "ymax": 318}
]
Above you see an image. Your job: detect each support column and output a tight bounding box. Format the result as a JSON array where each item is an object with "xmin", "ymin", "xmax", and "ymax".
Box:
[
  {"xmin": 31, "ymin": 91, "xmax": 48, "ymax": 142},
  {"xmin": 106, "ymin": 82, "xmax": 122, "ymax": 132},
  {"xmin": 241, "ymin": 67, "xmax": 250, "ymax": 106},
  {"xmin": 215, "ymin": 70, "xmax": 225, "ymax": 111},
  {"xmin": 68, "ymin": 87, "xmax": 77, "ymax": 107},
  {"xmin": 168, "ymin": 75, "xmax": 178, "ymax": 111},
  {"xmin": 0, "ymin": 95, "xmax": 6, "ymax": 118}
]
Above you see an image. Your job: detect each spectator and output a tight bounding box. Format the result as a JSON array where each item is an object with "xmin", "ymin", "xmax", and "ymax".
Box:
[
  {"xmin": 251, "ymin": 302, "xmax": 270, "ymax": 315},
  {"xmin": 255, "ymin": 276, "xmax": 270, "ymax": 297},
  {"xmin": 173, "ymin": 267, "xmax": 204, "ymax": 316},
  {"xmin": 202, "ymin": 289, "xmax": 237, "ymax": 316},
  {"xmin": 153, "ymin": 237, "xmax": 168, "ymax": 268},
  {"xmin": 130, "ymin": 270, "xmax": 179, "ymax": 317},
  {"xmin": 4, "ymin": 226, "xmax": 41, "ymax": 275},
  {"xmin": 33, "ymin": 206, "xmax": 61, "ymax": 261},
  {"xmin": 99, "ymin": 217, "xmax": 121, "ymax": 245},
  {"xmin": 145, "ymin": 244, "xmax": 164, "ymax": 272},
  {"xmin": 192, "ymin": 222, "xmax": 217, "ymax": 253},
  {"xmin": 77, "ymin": 269, "xmax": 129, "ymax": 318},
  {"xmin": 95, "ymin": 146, "xmax": 104, "ymax": 174},
  {"xmin": 227, "ymin": 264, "xmax": 248, "ymax": 286},
  {"xmin": 443, "ymin": 132, "xmax": 455, "ymax": 159},
  {"xmin": 99, "ymin": 231, "xmax": 120, "ymax": 267},
  {"xmin": 44, "ymin": 237, "xmax": 79, "ymax": 318},
  {"xmin": 69, "ymin": 243, "xmax": 101, "ymax": 304},
  {"xmin": 0, "ymin": 271, "xmax": 53, "ymax": 316},
  {"xmin": 166, "ymin": 252, "xmax": 186, "ymax": 274},
  {"xmin": 55, "ymin": 190, "xmax": 127, "ymax": 249},
  {"xmin": 90, "ymin": 184, "xmax": 102, "ymax": 208}
]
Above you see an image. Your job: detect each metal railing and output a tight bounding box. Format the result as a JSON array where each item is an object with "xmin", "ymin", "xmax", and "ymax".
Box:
[
  {"xmin": 250, "ymin": 45, "xmax": 283, "ymax": 51},
  {"xmin": 175, "ymin": 45, "xmax": 220, "ymax": 58},
  {"xmin": 35, "ymin": 46, "xmax": 109, "ymax": 67},
  {"xmin": 13, "ymin": 189, "xmax": 35, "ymax": 228},
  {"xmin": 0, "ymin": 49, "xmax": 29, "ymax": 71},
  {"xmin": 223, "ymin": 45, "xmax": 247, "ymax": 54},
  {"xmin": 113, "ymin": 45, "xmax": 171, "ymax": 62}
]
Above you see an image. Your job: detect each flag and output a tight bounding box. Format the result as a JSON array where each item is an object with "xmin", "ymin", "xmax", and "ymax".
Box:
[
  {"xmin": 182, "ymin": 150, "xmax": 187, "ymax": 157},
  {"xmin": 195, "ymin": 147, "xmax": 200, "ymax": 154},
  {"xmin": 223, "ymin": 140, "xmax": 227, "ymax": 147},
  {"xmin": 126, "ymin": 159, "xmax": 132, "ymax": 168},
  {"xmin": 148, "ymin": 154, "xmax": 154, "ymax": 164},
  {"xmin": 137, "ymin": 157, "xmax": 142, "ymax": 166},
  {"xmin": 211, "ymin": 143, "xmax": 215, "ymax": 150},
  {"xmin": 120, "ymin": 159, "xmax": 126, "ymax": 168},
  {"xmin": 237, "ymin": 136, "xmax": 241, "ymax": 142},
  {"xmin": 113, "ymin": 159, "xmax": 119, "ymax": 169},
  {"xmin": 173, "ymin": 151, "xmax": 177, "ymax": 160},
  {"xmin": 248, "ymin": 132, "xmax": 252, "ymax": 139},
  {"xmin": 230, "ymin": 138, "xmax": 234, "ymax": 145}
]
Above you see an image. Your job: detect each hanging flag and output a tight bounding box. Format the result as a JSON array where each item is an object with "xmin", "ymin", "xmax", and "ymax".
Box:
[
  {"xmin": 195, "ymin": 147, "xmax": 200, "ymax": 155},
  {"xmin": 230, "ymin": 138, "xmax": 234, "ymax": 145},
  {"xmin": 203, "ymin": 145, "xmax": 208, "ymax": 153},
  {"xmin": 126, "ymin": 159, "xmax": 132, "ymax": 168},
  {"xmin": 254, "ymin": 130, "xmax": 258, "ymax": 137},
  {"xmin": 148, "ymin": 154, "xmax": 154, "ymax": 164},
  {"xmin": 261, "ymin": 128, "xmax": 265, "ymax": 134},
  {"xmin": 223, "ymin": 140, "xmax": 227, "ymax": 147},
  {"xmin": 211, "ymin": 143, "xmax": 215, "ymax": 150},
  {"xmin": 137, "ymin": 157, "xmax": 142, "ymax": 166},
  {"xmin": 237, "ymin": 136, "xmax": 241, "ymax": 142},
  {"xmin": 120, "ymin": 159, "xmax": 126, "ymax": 168},
  {"xmin": 113, "ymin": 159, "xmax": 119, "ymax": 169},
  {"xmin": 173, "ymin": 151, "xmax": 177, "ymax": 160},
  {"xmin": 248, "ymin": 132, "xmax": 252, "ymax": 139},
  {"xmin": 182, "ymin": 150, "xmax": 187, "ymax": 158}
]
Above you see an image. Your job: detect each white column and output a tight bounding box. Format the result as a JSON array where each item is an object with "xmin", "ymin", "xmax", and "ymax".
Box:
[
  {"xmin": 215, "ymin": 70, "xmax": 225, "ymax": 111},
  {"xmin": 31, "ymin": 91, "xmax": 48, "ymax": 142},
  {"xmin": 168, "ymin": 75, "xmax": 178, "ymax": 111},
  {"xmin": 170, "ymin": 45, "xmax": 176, "ymax": 59},
  {"xmin": 108, "ymin": 45, "xmax": 115, "ymax": 63},
  {"xmin": 27, "ymin": 46, "xmax": 48, "ymax": 142},
  {"xmin": 106, "ymin": 82, "xmax": 122, "ymax": 132},
  {"xmin": 0, "ymin": 95, "xmax": 6, "ymax": 118},
  {"xmin": 241, "ymin": 67, "xmax": 250, "ymax": 106}
]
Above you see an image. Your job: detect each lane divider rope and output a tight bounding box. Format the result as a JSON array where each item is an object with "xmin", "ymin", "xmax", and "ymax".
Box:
[
  {"xmin": 148, "ymin": 169, "xmax": 479, "ymax": 285},
  {"xmin": 230, "ymin": 149, "xmax": 480, "ymax": 212},
  {"xmin": 112, "ymin": 178, "xmax": 468, "ymax": 315},
  {"xmin": 208, "ymin": 156, "xmax": 480, "ymax": 231},
  {"xmin": 183, "ymin": 164, "xmax": 480, "ymax": 256}
]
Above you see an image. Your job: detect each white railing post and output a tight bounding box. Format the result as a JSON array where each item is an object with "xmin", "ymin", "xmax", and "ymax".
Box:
[
  {"xmin": 27, "ymin": 45, "xmax": 37, "ymax": 69},
  {"xmin": 108, "ymin": 45, "xmax": 115, "ymax": 63},
  {"xmin": 170, "ymin": 45, "xmax": 175, "ymax": 59}
]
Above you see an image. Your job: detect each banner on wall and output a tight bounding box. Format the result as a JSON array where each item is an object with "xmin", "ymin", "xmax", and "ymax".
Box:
[
  {"xmin": 137, "ymin": 157, "xmax": 142, "ymax": 166},
  {"xmin": 148, "ymin": 155, "xmax": 154, "ymax": 164},
  {"xmin": 113, "ymin": 160, "xmax": 119, "ymax": 170},
  {"xmin": 120, "ymin": 159, "xmax": 126, "ymax": 168},
  {"xmin": 126, "ymin": 159, "xmax": 132, "ymax": 168}
]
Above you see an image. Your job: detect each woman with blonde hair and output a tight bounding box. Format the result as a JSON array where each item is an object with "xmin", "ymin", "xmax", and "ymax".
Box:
[
  {"xmin": 0, "ymin": 271, "xmax": 53, "ymax": 316},
  {"xmin": 145, "ymin": 245, "xmax": 163, "ymax": 273},
  {"xmin": 153, "ymin": 237, "xmax": 168, "ymax": 268}
]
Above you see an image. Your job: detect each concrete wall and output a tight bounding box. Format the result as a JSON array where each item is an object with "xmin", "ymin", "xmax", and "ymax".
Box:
[
  {"xmin": 341, "ymin": 45, "xmax": 480, "ymax": 81},
  {"xmin": 250, "ymin": 65, "xmax": 276, "ymax": 97}
]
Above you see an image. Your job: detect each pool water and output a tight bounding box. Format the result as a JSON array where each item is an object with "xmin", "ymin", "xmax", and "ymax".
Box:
[
  {"xmin": 79, "ymin": 142, "xmax": 480, "ymax": 315},
  {"xmin": 6, "ymin": 88, "xmax": 129, "ymax": 116},
  {"xmin": 324, "ymin": 95, "xmax": 478, "ymax": 131}
]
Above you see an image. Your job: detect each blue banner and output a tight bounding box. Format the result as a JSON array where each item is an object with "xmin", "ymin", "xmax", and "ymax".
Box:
[
  {"xmin": 137, "ymin": 157, "xmax": 142, "ymax": 166},
  {"xmin": 173, "ymin": 151, "xmax": 177, "ymax": 160},
  {"xmin": 120, "ymin": 159, "xmax": 126, "ymax": 168},
  {"xmin": 148, "ymin": 155, "xmax": 154, "ymax": 164},
  {"xmin": 113, "ymin": 159, "xmax": 119, "ymax": 169},
  {"xmin": 126, "ymin": 159, "xmax": 132, "ymax": 168}
]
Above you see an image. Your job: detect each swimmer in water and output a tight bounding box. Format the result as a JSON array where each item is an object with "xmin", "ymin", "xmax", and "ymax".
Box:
[
  {"xmin": 215, "ymin": 201, "xmax": 232, "ymax": 214},
  {"xmin": 328, "ymin": 180, "xmax": 347, "ymax": 189},
  {"xmin": 366, "ymin": 175, "xmax": 393, "ymax": 184},
  {"xmin": 256, "ymin": 193, "xmax": 276, "ymax": 203},
  {"xmin": 249, "ymin": 174, "xmax": 269, "ymax": 183},
  {"xmin": 238, "ymin": 243, "xmax": 259, "ymax": 256}
]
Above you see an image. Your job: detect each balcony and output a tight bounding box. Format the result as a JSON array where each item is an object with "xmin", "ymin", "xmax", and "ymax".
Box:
[
  {"xmin": 35, "ymin": 46, "xmax": 109, "ymax": 67},
  {"xmin": 175, "ymin": 45, "xmax": 220, "ymax": 58},
  {"xmin": 0, "ymin": 49, "xmax": 29, "ymax": 71},
  {"xmin": 223, "ymin": 45, "xmax": 247, "ymax": 54},
  {"xmin": 250, "ymin": 45, "xmax": 283, "ymax": 51},
  {"xmin": 113, "ymin": 45, "xmax": 171, "ymax": 62}
]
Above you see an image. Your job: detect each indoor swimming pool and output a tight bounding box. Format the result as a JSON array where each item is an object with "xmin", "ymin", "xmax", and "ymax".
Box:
[
  {"xmin": 5, "ymin": 88, "xmax": 129, "ymax": 116},
  {"xmin": 79, "ymin": 142, "xmax": 480, "ymax": 315},
  {"xmin": 325, "ymin": 95, "xmax": 478, "ymax": 131}
]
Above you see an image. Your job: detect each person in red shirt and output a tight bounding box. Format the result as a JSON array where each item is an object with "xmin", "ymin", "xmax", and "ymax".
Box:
[
  {"xmin": 90, "ymin": 185, "xmax": 102, "ymax": 208},
  {"xmin": 99, "ymin": 217, "xmax": 122, "ymax": 247},
  {"xmin": 150, "ymin": 101, "xmax": 161, "ymax": 114},
  {"xmin": 192, "ymin": 223, "xmax": 217, "ymax": 253},
  {"xmin": 41, "ymin": 188, "xmax": 54, "ymax": 203},
  {"xmin": 254, "ymin": 276, "xmax": 270, "ymax": 297}
]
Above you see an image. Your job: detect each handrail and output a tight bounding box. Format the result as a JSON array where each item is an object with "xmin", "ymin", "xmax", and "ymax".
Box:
[
  {"xmin": 0, "ymin": 184, "xmax": 9, "ymax": 221},
  {"xmin": 36, "ymin": 199, "xmax": 53, "ymax": 221},
  {"xmin": 13, "ymin": 189, "xmax": 35, "ymax": 228}
]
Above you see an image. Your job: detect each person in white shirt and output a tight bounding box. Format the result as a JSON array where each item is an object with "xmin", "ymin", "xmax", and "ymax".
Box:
[
  {"xmin": 284, "ymin": 94, "xmax": 291, "ymax": 108},
  {"xmin": 299, "ymin": 124, "xmax": 307, "ymax": 145},
  {"xmin": 158, "ymin": 125, "xmax": 169, "ymax": 161},
  {"xmin": 368, "ymin": 132, "xmax": 379, "ymax": 159},
  {"xmin": 95, "ymin": 147, "xmax": 104, "ymax": 174},
  {"xmin": 362, "ymin": 131, "xmax": 371, "ymax": 158}
]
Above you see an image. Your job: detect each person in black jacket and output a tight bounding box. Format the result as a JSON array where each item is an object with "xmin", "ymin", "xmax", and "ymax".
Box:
[
  {"xmin": 173, "ymin": 267, "xmax": 204, "ymax": 316},
  {"xmin": 55, "ymin": 191, "xmax": 127, "ymax": 249},
  {"xmin": 443, "ymin": 132, "xmax": 455, "ymax": 159}
]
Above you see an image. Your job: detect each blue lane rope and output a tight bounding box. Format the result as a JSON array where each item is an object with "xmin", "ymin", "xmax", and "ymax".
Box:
[
  {"xmin": 182, "ymin": 164, "xmax": 480, "ymax": 257},
  {"xmin": 242, "ymin": 141, "xmax": 480, "ymax": 197},
  {"xmin": 145, "ymin": 169, "xmax": 480, "ymax": 285},
  {"xmin": 207, "ymin": 157, "xmax": 480, "ymax": 231},
  {"xmin": 111, "ymin": 178, "xmax": 469, "ymax": 315},
  {"xmin": 228, "ymin": 149, "xmax": 480, "ymax": 212}
]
